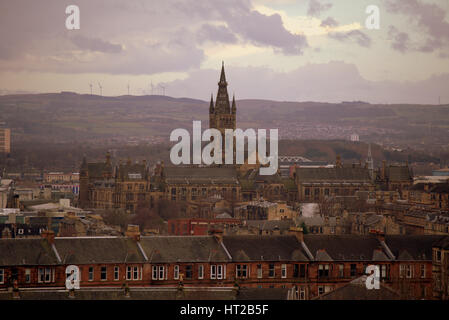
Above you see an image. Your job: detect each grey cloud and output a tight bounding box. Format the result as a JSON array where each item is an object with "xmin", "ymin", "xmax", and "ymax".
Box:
[
  {"xmin": 388, "ymin": 26, "xmax": 409, "ymax": 53},
  {"xmin": 70, "ymin": 35, "xmax": 123, "ymax": 53},
  {"xmin": 308, "ymin": 0, "xmax": 332, "ymax": 17},
  {"xmin": 320, "ymin": 17, "xmax": 339, "ymax": 28},
  {"xmin": 225, "ymin": 10, "xmax": 308, "ymax": 55},
  {"xmin": 196, "ymin": 24, "xmax": 238, "ymax": 44},
  {"xmin": 329, "ymin": 30, "xmax": 372, "ymax": 48},
  {"xmin": 384, "ymin": 0, "xmax": 449, "ymax": 53}
]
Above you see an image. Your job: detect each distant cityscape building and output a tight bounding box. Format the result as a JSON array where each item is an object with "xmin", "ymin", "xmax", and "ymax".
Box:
[
  {"xmin": 0, "ymin": 122, "xmax": 10, "ymax": 154},
  {"xmin": 350, "ymin": 133, "xmax": 359, "ymax": 142}
]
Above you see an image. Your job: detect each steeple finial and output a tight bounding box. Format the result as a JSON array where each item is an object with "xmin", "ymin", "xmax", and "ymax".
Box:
[
  {"xmin": 232, "ymin": 93, "xmax": 236, "ymax": 114},
  {"xmin": 219, "ymin": 61, "xmax": 227, "ymax": 85}
]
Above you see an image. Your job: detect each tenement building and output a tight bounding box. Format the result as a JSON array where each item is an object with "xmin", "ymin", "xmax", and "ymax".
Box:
[{"xmin": 1, "ymin": 227, "xmax": 448, "ymax": 300}]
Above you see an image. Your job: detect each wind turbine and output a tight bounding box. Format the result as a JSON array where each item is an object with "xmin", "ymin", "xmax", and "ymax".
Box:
[
  {"xmin": 127, "ymin": 82, "xmax": 130, "ymax": 95},
  {"xmin": 89, "ymin": 83, "xmax": 93, "ymax": 95},
  {"xmin": 159, "ymin": 84, "xmax": 165, "ymax": 96},
  {"xmin": 98, "ymin": 82, "xmax": 102, "ymax": 96},
  {"xmin": 150, "ymin": 81, "xmax": 154, "ymax": 95}
]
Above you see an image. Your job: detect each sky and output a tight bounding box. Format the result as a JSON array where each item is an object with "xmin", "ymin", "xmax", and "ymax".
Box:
[{"xmin": 0, "ymin": 0, "xmax": 448, "ymax": 104}]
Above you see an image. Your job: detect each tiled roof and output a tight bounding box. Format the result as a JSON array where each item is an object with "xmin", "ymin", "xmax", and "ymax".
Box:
[
  {"xmin": 222, "ymin": 235, "xmax": 308, "ymax": 262},
  {"xmin": 164, "ymin": 167, "xmax": 239, "ymax": 184},
  {"xmin": 0, "ymin": 239, "xmax": 58, "ymax": 266},
  {"xmin": 55, "ymin": 237, "xmax": 146, "ymax": 264},
  {"xmin": 139, "ymin": 236, "xmax": 230, "ymax": 263},
  {"xmin": 296, "ymin": 167, "xmax": 372, "ymax": 182},
  {"xmin": 304, "ymin": 235, "xmax": 386, "ymax": 261},
  {"xmin": 384, "ymin": 235, "xmax": 446, "ymax": 261}
]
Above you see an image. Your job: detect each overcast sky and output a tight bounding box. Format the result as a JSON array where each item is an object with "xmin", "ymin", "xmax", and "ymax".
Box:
[{"xmin": 0, "ymin": 0, "xmax": 448, "ymax": 103}]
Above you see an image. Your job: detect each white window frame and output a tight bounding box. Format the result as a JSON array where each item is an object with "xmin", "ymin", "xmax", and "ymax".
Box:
[
  {"xmin": 152, "ymin": 266, "xmax": 158, "ymax": 280},
  {"xmin": 281, "ymin": 264, "xmax": 287, "ymax": 279},
  {"xmin": 299, "ymin": 287, "xmax": 306, "ymax": 300},
  {"xmin": 0, "ymin": 269, "xmax": 4, "ymax": 284},
  {"xmin": 114, "ymin": 266, "xmax": 119, "ymax": 281},
  {"xmin": 88, "ymin": 266, "xmax": 94, "ymax": 281},
  {"xmin": 158, "ymin": 266, "xmax": 164, "ymax": 280},
  {"xmin": 174, "ymin": 265, "xmax": 179, "ymax": 280},
  {"xmin": 198, "ymin": 265, "xmax": 204, "ymax": 279},
  {"xmin": 100, "ymin": 266, "xmax": 107, "ymax": 281},
  {"xmin": 257, "ymin": 264, "xmax": 263, "ymax": 279},
  {"xmin": 217, "ymin": 265, "xmax": 223, "ymax": 280},
  {"xmin": 133, "ymin": 266, "xmax": 139, "ymax": 280},
  {"xmin": 421, "ymin": 264, "xmax": 426, "ymax": 278},
  {"xmin": 127, "ymin": 266, "xmax": 132, "ymax": 280},
  {"xmin": 211, "ymin": 265, "xmax": 216, "ymax": 279},
  {"xmin": 25, "ymin": 268, "xmax": 31, "ymax": 283}
]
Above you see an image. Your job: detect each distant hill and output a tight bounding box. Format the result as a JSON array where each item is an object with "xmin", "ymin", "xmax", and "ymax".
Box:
[{"xmin": 0, "ymin": 93, "xmax": 448, "ymax": 153}]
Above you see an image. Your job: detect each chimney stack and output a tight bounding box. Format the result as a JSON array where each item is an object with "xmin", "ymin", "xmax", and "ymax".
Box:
[
  {"xmin": 41, "ymin": 229, "xmax": 55, "ymax": 245},
  {"xmin": 125, "ymin": 224, "xmax": 141, "ymax": 241},
  {"xmin": 211, "ymin": 229, "xmax": 224, "ymax": 243},
  {"xmin": 289, "ymin": 227, "xmax": 304, "ymax": 243}
]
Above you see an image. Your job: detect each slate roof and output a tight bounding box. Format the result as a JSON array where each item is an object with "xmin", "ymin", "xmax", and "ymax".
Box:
[
  {"xmin": 245, "ymin": 219, "xmax": 295, "ymax": 231},
  {"xmin": 0, "ymin": 239, "xmax": 58, "ymax": 266},
  {"xmin": 54, "ymin": 237, "xmax": 146, "ymax": 264},
  {"xmin": 315, "ymin": 276, "xmax": 400, "ymax": 300},
  {"xmin": 303, "ymin": 235, "xmax": 386, "ymax": 261},
  {"xmin": 296, "ymin": 167, "xmax": 372, "ymax": 182},
  {"xmin": 0, "ymin": 288, "xmax": 237, "ymax": 300},
  {"xmin": 139, "ymin": 236, "xmax": 230, "ymax": 263},
  {"xmin": 386, "ymin": 165, "xmax": 413, "ymax": 181},
  {"xmin": 236, "ymin": 288, "xmax": 289, "ymax": 300},
  {"xmin": 384, "ymin": 235, "xmax": 446, "ymax": 261},
  {"xmin": 163, "ymin": 167, "xmax": 239, "ymax": 184},
  {"xmin": 222, "ymin": 235, "xmax": 308, "ymax": 262},
  {"xmin": 433, "ymin": 236, "xmax": 449, "ymax": 250}
]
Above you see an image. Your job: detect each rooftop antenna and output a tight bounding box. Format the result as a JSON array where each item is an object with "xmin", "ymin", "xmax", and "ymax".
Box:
[
  {"xmin": 439, "ymin": 96, "xmax": 441, "ymax": 105},
  {"xmin": 89, "ymin": 83, "xmax": 93, "ymax": 95},
  {"xmin": 127, "ymin": 82, "xmax": 130, "ymax": 95},
  {"xmin": 159, "ymin": 84, "xmax": 165, "ymax": 96},
  {"xmin": 98, "ymin": 82, "xmax": 102, "ymax": 96}
]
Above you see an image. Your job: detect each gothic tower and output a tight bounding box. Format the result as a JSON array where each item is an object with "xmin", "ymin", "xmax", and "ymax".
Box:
[{"xmin": 209, "ymin": 61, "xmax": 236, "ymax": 135}]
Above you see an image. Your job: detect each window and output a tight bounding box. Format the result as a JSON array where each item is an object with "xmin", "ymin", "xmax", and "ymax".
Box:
[
  {"xmin": 152, "ymin": 266, "xmax": 157, "ymax": 280},
  {"xmin": 350, "ymin": 264, "xmax": 357, "ymax": 277},
  {"xmin": 381, "ymin": 265, "xmax": 389, "ymax": 279},
  {"xmin": 38, "ymin": 268, "xmax": 54, "ymax": 283},
  {"xmin": 293, "ymin": 264, "xmax": 299, "ymax": 278},
  {"xmin": 25, "ymin": 269, "xmax": 31, "ymax": 283},
  {"xmin": 185, "ymin": 265, "xmax": 193, "ymax": 279},
  {"xmin": 101, "ymin": 267, "xmax": 107, "ymax": 281},
  {"xmin": 338, "ymin": 264, "xmax": 344, "ymax": 278},
  {"xmin": 318, "ymin": 286, "xmax": 324, "ymax": 295},
  {"xmin": 406, "ymin": 265, "xmax": 413, "ymax": 279},
  {"xmin": 436, "ymin": 250, "xmax": 441, "ymax": 262},
  {"xmin": 211, "ymin": 265, "xmax": 216, "ymax": 279},
  {"xmin": 198, "ymin": 265, "xmax": 204, "ymax": 279},
  {"xmin": 126, "ymin": 266, "xmax": 132, "ymax": 280},
  {"xmin": 0, "ymin": 269, "xmax": 4, "ymax": 284},
  {"xmin": 86, "ymin": 267, "xmax": 93, "ymax": 281},
  {"xmin": 217, "ymin": 265, "xmax": 223, "ymax": 280},
  {"xmin": 257, "ymin": 264, "xmax": 263, "ymax": 279},
  {"xmin": 318, "ymin": 264, "xmax": 329, "ymax": 278},
  {"xmin": 281, "ymin": 264, "xmax": 287, "ymax": 278},
  {"xmin": 158, "ymin": 266, "xmax": 164, "ymax": 280},
  {"xmin": 174, "ymin": 265, "xmax": 179, "ymax": 280},
  {"xmin": 114, "ymin": 266, "xmax": 119, "ymax": 281},
  {"xmin": 299, "ymin": 287, "xmax": 306, "ymax": 300},
  {"xmin": 133, "ymin": 266, "xmax": 139, "ymax": 280},
  {"xmin": 400, "ymin": 264, "xmax": 405, "ymax": 278},
  {"xmin": 236, "ymin": 265, "xmax": 248, "ymax": 278},
  {"xmin": 300, "ymin": 264, "xmax": 306, "ymax": 278},
  {"xmin": 269, "ymin": 264, "xmax": 275, "ymax": 278},
  {"xmin": 420, "ymin": 264, "xmax": 426, "ymax": 278},
  {"xmin": 45, "ymin": 268, "xmax": 51, "ymax": 282}
]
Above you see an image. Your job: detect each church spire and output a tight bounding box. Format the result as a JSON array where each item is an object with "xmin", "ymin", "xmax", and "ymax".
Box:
[
  {"xmin": 215, "ymin": 61, "xmax": 231, "ymax": 114},
  {"xmin": 209, "ymin": 93, "xmax": 214, "ymax": 113},
  {"xmin": 219, "ymin": 60, "xmax": 227, "ymax": 85},
  {"xmin": 232, "ymin": 94, "xmax": 236, "ymax": 114}
]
